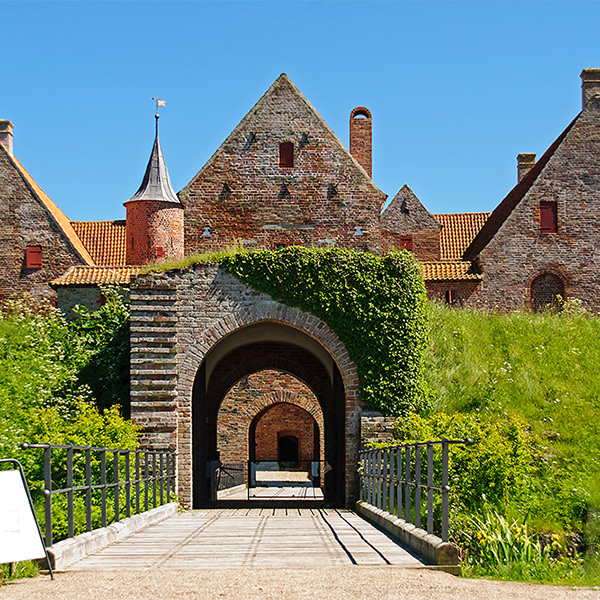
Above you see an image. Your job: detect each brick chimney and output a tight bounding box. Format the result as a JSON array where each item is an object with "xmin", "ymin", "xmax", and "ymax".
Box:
[
  {"xmin": 581, "ymin": 69, "xmax": 600, "ymax": 108},
  {"xmin": 349, "ymin": 107, "xmax": 372, "ymax": 178},
  {"xmin": 0, "ymin": 120, "xmax": 14, "ymax": 156},
  {"xmin": 517, "ymin": 153, "xmax": 536, "ymax": 182}
]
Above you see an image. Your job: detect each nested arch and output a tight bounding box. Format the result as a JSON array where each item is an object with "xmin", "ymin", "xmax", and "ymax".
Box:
[{"xmin": 177, "ymin": 306, "xmax": 360, "ymax": 508}]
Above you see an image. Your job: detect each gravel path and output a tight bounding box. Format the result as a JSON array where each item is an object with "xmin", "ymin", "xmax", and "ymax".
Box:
[{"xmin": 1, "ymin": 568, "xmax": 598, "ymax": 600}]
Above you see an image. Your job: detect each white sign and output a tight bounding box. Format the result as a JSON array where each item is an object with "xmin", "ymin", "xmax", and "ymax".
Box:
[{"xmin": 0, "ymin": 470, "xmax": 46, "ymax": 563}]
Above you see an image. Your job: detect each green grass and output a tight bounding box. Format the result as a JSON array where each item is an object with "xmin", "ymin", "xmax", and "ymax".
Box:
[{"xmin": 423, "ymin": 302, "xmax": 600, "ymax": 585}]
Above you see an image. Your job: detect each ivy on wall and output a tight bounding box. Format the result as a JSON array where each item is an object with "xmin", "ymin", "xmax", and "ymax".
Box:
[{"xmin": 220, "ymin": 247, "xmax": 428, "ymax": 416}]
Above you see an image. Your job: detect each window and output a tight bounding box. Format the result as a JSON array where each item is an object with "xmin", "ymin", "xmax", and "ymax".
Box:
[
  {"xmin": 155, "ymin": 247, "xmax": 164, "ymax": 258},
  {"xmin": 279, "ymin": 142, "xmax": 294, "ymax": 168},
  {"xmin": 540, "ymin": 201, "xmax": 558, "ymax": 233},
  {"xmin": 530, "ymin": 273, "xmax": 564, "ymax": 311},
  {"xmin": 274, "ymin": 242, "xmax": 293, "ymax": 250},
  {"xmin": 26, "ymin": 246, "xmax": 42, "ymax": 269},
  {"xmin": 445, "ymin": 290, "xmax": 456, "ymax": 305},
  {"xmin": 400, "ymin": 235, "xmax": 413, "ymax": 251}
]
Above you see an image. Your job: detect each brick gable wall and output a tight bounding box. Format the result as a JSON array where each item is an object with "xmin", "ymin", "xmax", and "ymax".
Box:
[
  {"xmin": 181, "ymin": 76, "xmax": 385, "ymax": 255},
  {"xmin": 0, "ymin": 148, "xmax": 86, "ymax": 303},
  {"xmin": 473, "ymin": 97, "xmax": 600, "ymax": 311}
]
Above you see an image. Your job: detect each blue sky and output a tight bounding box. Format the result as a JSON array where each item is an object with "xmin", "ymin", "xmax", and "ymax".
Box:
[{"xmin": 2, "ymin": 1, "xmax": 599, "ymax": 221}]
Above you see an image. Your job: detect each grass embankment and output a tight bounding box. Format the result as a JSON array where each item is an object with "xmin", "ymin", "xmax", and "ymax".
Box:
[{"xmin": 421, "ymin": 302, "xmax": 600, "ymax": 583}]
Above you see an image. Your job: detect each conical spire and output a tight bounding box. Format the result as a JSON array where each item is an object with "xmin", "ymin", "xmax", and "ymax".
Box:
[{"xmin": 126, "ymin": 115, "xmax": 180, "ymax": 204}]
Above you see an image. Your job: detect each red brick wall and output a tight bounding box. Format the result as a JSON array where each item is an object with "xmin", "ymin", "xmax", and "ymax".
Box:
[
  {"xmin": 181, "ymin": 76, "xmax": 385, "ymax": 255},
  {"xmin": 254, "ymin": 403, "xmax": 316, "ymax": 462},
  {"xmin": 0, "ymin": 148, "xmax": 87, "ymax": 303},
  {"xmin": 217, "ymin": 369, "xmax": 324, "ymax": 465},
  {"xmin": 349, "ymin": 107, "xmax": 372, "ymax": 178},
  {"xmin": 382, "ymin": 229, "xmax": 442, "ymax": 262},
  {"xmin": 425, "ymin": 280, "xmax": 482, "ymax": 305},
  {"xmin": 474, "ymin": 97, "xmax": 600, "ymax": 311},
  {"xmin": 125, "ymin": 201, "xmax": 184, "ymax": 265}
]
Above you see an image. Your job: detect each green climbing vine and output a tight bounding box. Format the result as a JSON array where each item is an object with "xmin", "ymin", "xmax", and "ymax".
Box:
[{"xmin": 220, "ymin": 247, "xmax": 428, "ymax": 416}]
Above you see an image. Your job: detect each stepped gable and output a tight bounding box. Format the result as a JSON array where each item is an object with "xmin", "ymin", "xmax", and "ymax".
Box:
[
  {"xmin": 463, "ymin": 115, "xmax": 578, "ymax": 261},
  {"xmin": 71, "ymin": 220, "xmax": 126, "ymax": 266},
  {"xmin": 181, "ymin": 73, "xmax": 387, "ymax": 254},
  {"xmin": 435, "ymin": 212, "xmax": 490, "ymax": 261}
]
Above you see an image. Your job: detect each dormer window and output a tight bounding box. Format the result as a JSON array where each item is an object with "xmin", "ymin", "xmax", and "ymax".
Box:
[
  {"xmin": 279, "ymin": 142, "xmax": 294, "ymax": 168},
  {"xmin": 540, "ymin": 201, "xmax": 558, "ymax": 233},
  {"xmin": 26, "ymin": 246, "xmax": 42, "ymax": 269}
]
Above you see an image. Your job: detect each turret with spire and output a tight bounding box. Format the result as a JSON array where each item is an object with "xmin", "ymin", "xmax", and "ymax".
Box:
[{"xmin": 124, "ymin": 104, "xmax": 183, "ymax": 265}]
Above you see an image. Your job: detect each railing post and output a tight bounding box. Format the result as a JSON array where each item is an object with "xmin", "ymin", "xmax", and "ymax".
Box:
[
  {"xmin": 396, "ymin": 446, "xmax": 402, "ymax": 520},
  {"xmin": 100, "ymin": 449, "xmax": 107, "ymax": 528},
  {"xmin": 66, "ymin": 446, "xmax": 74, "ymax": 539},
  {"xmin": 415, "ymin": 445, "xmax": 421, "ymax": 529},
  {"xmin": 144, "ymin": 452, "xmax": 149, "ymax": 512},
  {"xmin": 404, "ymin": 445, "xmax": 411, "ymax": 524},
  {"xmin": 382, "ymin": 448, "xmax": 389, "ymax": 512},
  {"xmin": 125, "ymin": 452, "xmax": 131, "ymax": 518},
  {"xmin": 43, "ymin": 445, "xmax": 52, "ymax": 547},
  {"xmin": 368, "ymin": 451, "xmax": 375, "ymax": 506},
  {"xmin": 442, "ymin": 440, "xmax": 449, "ymax": 542},
  {"xmin": 152, "ymin": 453, "xmax": 157, "ymax": 508},
  {"xmin": 427, "ymin": 442, "xmax": 434, "ymax": 534},
  {"xmin": 85, "ymin": 447, "xmax": 92, "ymax": 532},
  {"xmin": 388, "ymin": 448, "xmax": 395, "ymax": 516},
  {"xmin": 113, "ymin": 451, "xmax": 120, "ymax": 522},
  {"xmin": 135, "ymin": 451, "xmax": 141, "ymax": 515},
  {"xmin": 159, "ymin": 453, "xmax": 164, "ymax": 505}
]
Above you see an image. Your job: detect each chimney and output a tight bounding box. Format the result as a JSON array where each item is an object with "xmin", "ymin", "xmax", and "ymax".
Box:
[
  {"xmin": 517, "ymin": 153, "xmax": 536, "ymax": 182},
  {"xmin": 349, "ymin": 107, "xmax": 372, "ymax": 178},
  {"xmin": 581, "ymin": 69, "xmax": 600, "ymax": 108},
  {"xmin": 0, "ymin": 120, "xmax": 14, "ymax": 156}
]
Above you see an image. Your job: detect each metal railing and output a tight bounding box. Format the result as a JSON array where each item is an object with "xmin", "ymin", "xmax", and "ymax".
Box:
[
  {"xmin": 216, "ymin": 462, "xmax": 245, "ymax": 492},
  {"xmin": 21, "ymin": 443, "xmax": 176, "ymax": 546},
  {"xmin": 360, "ymin": 438, "xmax": 472, "ymax": 542}
]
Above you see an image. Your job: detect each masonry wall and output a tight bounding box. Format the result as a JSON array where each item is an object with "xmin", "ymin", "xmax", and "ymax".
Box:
[
  {"xmin": 425, "ymin": 280, "xmax": 482, "ymax": 306},
  {"xmin": 0, "ymin": 148, "xmax": 86, "ymax": 303},
  {"xmin": 125, "ymin": 201, "xmax": 184, "ymax": 265},
  {"xmin": 217, "ymin": 369, "xmax": 324, "ymax": 464},
  {"xmin": 129, "ymin": 263, "xmax": 361, "ymax": 507},
  {"xmin": 181, "ymin": 75, "xmax": 386, "ymax": 255},
  {"xmin": 475, "ymin": 97, "xmax": 600, "ymax": 311}
]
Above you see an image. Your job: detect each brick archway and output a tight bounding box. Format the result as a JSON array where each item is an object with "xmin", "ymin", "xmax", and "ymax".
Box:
[
  {"xmin": 217, "ymin": 372, "xmax": 325, "ymax": 469},
  {"xmin": 130, "ymin": 264, "xmax": 360, "ymax": 508}
]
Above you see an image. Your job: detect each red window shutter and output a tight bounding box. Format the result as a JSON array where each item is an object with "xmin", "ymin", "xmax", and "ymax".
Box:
[
  {"xmin": 156, "ymin": 247, "xmax": 164, "ymax": 258},
  {"xmin": 26, "ymin": 246, "xmax": 42, "ymax": 269},
  {"xmin": 540, "ymin": 201, "xmax": 558, "ymax": 233},
  {"xmin": 400, "ymin": 235, "xmax": 413, "ymax": 251},
  {"xmin": 279, "ymin": 142, "xmax": 294, "ymax": 168}
]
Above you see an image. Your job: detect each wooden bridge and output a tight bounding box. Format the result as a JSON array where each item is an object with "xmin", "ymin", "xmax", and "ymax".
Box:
[{"xmin": 67, "ymin": 508, "xmax": 424, "ymax": 570}]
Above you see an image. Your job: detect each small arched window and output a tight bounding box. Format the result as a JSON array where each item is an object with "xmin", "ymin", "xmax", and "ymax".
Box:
[
  {"xmin": 279, "ymin": 142, "xmax": 294, "ymax": 168},
  {"xmin": 530, "ymin": 273, "xmax": 565, "ymax": 311}
]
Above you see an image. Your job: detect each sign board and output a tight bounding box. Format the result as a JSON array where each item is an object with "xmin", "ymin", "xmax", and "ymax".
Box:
[{"xmin": 0, "ymin": 469, "xmax": 46, "ymax": 564}]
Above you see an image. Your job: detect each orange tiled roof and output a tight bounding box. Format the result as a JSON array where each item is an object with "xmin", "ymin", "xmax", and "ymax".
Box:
[
  {"xmin": 8, "ymin": 154, "xmax": 95, "ymax": 265},
  {"xmin": 71, "ymin": 220, "xmax": 127, "ymax": 266},
  {"xmin": 421, "ymin": 261, "xmax": 483, "ymax": 281},
  {"xmin": 50, "ymin": 266, "xmax": 141, "ymax": 286},
  {"xmin": 434, "ymin": 212, "xmax": 490, "ymax": 260}
]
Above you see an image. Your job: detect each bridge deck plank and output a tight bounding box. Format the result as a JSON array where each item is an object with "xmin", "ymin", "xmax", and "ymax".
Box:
[{"xmin": 68, "ymin": 508, "xmax": 424, "ymax": 570}]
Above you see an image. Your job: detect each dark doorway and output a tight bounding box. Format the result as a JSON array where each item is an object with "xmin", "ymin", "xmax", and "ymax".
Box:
[{"xmin": 278, "ymin": 435, "xmax": 299, "ymax": 463}]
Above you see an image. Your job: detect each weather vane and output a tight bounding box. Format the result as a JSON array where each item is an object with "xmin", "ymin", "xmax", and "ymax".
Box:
[{"xmin": 151, "ymin": 97, "xmax": 166, "ymax": 119}]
